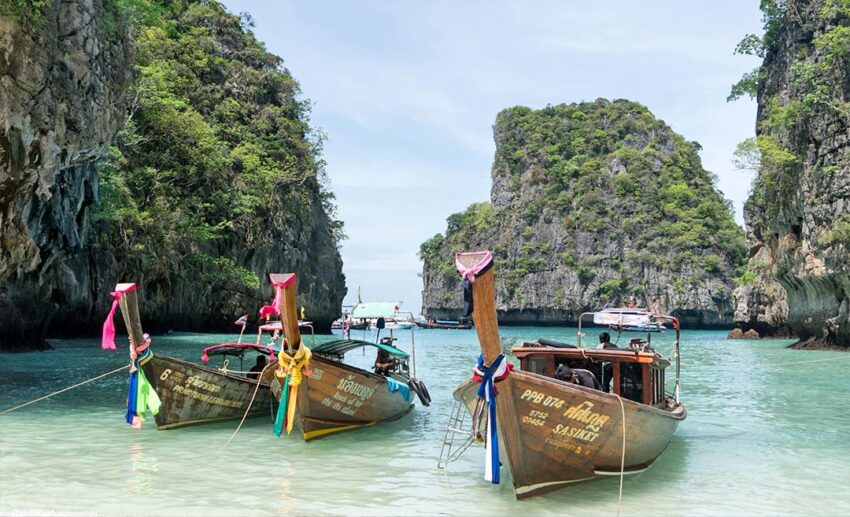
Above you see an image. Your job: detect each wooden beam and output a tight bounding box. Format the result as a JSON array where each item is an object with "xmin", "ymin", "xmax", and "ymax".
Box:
[
  {"xmin": 470, "ymin": 267, "xmax": 502, "ymax": 364},
  {"xmin": 270, "ymin": 273, "xmax": 301, "ymax": 349},
  {"xmin": 116, "ymin": 283, "xmax": 145, "ymax": 350}
]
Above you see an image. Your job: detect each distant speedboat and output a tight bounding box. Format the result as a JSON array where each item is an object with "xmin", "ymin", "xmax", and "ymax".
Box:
[
  {"xmin": 370, "ymin": 318, "xmax": 415, "ymax": 330},
  {"xmin": 415, "ymin": 320, "xmax": 472, "ymax": 330}
]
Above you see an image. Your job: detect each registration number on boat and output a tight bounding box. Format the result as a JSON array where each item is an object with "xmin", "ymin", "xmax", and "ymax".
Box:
[{"xmin": 520, "ymin": 389, "xmax": 565, "ymax": 409}]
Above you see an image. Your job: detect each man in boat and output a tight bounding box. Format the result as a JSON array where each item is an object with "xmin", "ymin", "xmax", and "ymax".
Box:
[
  {"xmin": 555, "ymin": 365, "xmax": 600, "ymax": 390},
  {"xmin": 248, "ymin": 355, "xmax": 267, "ymax": 380},
  {"xmin": 374, "ymin": 349, "xmax": 397, "ymax": 376},
  {"xmin": 597, "ymin": 331, "xmax": 618, "ymax": 350},
  {"xmin": 596, "ymin": 332, "xmax": 618, "ymax": 393}
]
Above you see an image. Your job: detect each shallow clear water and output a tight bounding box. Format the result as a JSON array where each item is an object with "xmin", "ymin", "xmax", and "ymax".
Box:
[{"xmin": 1, "ymin": 327, "xmax": 849, "ymax": 516}]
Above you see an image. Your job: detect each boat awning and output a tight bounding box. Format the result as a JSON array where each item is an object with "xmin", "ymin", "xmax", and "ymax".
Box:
[
  {"xmin": 258, "ymin": 320, "xmax": 314, "ymax": 332},
  {"xmin": 594, "ymin": 308, "xmax": 652, "ymax": 326},
  {"xmin": 311, "ymin": 339, "xmax": 409, "ymax": 359},
  {"xmin": 350, "ymin": 302, "xmax": 398, "ymax": 319},
  {"xmin": 201, "ymin": 343, "xmax": 276, "ymax": 363}
]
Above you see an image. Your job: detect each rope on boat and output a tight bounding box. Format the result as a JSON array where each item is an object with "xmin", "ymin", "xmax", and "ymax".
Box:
[
  {"xmin": 221, "ymin": 362, "xmax": 274, "ymax": 449},
  {"xmin": 772, "ymin": 355, "xmax": 850, "ymax": 367},
  {"xmin": 615, "ymin": 393, "xmax": 626, "ymax": 517},
  {"xmin": 0, "ymin": 365, "xmax": 128, "ymax": 416}
]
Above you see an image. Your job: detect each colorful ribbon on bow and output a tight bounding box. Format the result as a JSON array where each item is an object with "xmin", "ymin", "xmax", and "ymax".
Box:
[
  {"xmin": 101, "ymin": 284, "xmax": 137, "ymax": 350},
  {"xmin": 126, "ymin": 341, "xmax": 160, "ymax": 430},
  {"xmin": 473, "ymin": 353, "xmax": 511, "ymax": 484},
  {"xmin": 273, "ymin": 341, "xmax": 312, "ymax": 436}
]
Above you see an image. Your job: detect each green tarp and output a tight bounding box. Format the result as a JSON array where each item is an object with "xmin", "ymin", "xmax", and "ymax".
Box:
[
  {"xmin": 350, "ymin": 302, "xmax": 398, "ymax": 319},
  {"xmin": 311, "ymin": 339, "xmax": 409, "ymax": 358}
]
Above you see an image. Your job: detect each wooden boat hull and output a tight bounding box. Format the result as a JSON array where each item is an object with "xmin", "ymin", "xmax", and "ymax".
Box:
[
  {"xmin": 455, "ymin": 370, "xmax": 686, "ymax": 498},
  {"xmin": 414, "ymin": 322, "xmax": 472, "ymax": 330},
  {"xmin": 144, "ymin": 355, "xmax": 272, "ymax": 430},
  {"xmin": 267, "ymin": 356, "xmax": 414, "ymax": 441}
]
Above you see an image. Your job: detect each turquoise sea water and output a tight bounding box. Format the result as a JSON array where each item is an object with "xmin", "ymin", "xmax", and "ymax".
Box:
[{"xmin": 1, "ymin": 327, "xmax": 849, "ymax": 516}]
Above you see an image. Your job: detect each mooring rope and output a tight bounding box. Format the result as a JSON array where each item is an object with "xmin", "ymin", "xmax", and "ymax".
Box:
[
  {"xmin": 772, "ymin": 355, "xmax": 850, "ymax": 367},
  {"xmin": 0, "ymin": 365, "xmax": 128, "ymax": 416},
  {"xmin": 221, "ymin": 362, "xmax": 274, "ymax": 449},
  {"xmin": 615, "ymin": 393, "xmax": 626, "ymax": 517}
]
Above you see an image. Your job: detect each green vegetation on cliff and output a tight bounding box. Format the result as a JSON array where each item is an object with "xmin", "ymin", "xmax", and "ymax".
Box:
[
  {"xmin": 94, "ymin": 0, "xmax": 344, "ymax": 293},
  {"xmin": 731, "ymin": 0, "xmax": 850, "ymax": 240},
  {"xmin": 729, "ymin": 0, "xmax": 849, "ymax": 344},
  {"xmin": 421, "ymin": 100, "xmax": 745, "ymax": 323}
]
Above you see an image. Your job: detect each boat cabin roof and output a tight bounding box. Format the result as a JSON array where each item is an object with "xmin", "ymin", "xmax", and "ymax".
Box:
[
  {"xmin": 350, "ymin": 302, "xmax": 399, "ymax": 319},
  {"xmin": 312, "ymin": 338, "xmax": 410, "ymax": 359},
  {"xmin": 258, "ymin": 320, "xmax": 313, "ymax": 332},
  {"xmin": 513, "ymin": 341, "xmax": 670, "ymax": 368},
  {"xmin": 201, "ymin": 343, "xmax": 276, "ymax": 362}
]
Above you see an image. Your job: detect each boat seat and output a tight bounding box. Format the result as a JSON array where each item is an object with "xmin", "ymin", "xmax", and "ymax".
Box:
[{"xmin": 537, "ymin": 338, "xmax": 577, "ymax": 349}]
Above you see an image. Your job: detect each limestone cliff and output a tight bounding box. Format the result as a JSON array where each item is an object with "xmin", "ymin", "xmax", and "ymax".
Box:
[
  {"xmin": 421, "ymin": 100, "xmax": 745, "ymax": 327},
  {"xmin": 731, "ymin": 0, "xmax": 849, "ymax": 347},
  {"xmin": 0, "ymin": 1, "xmax": 345, "ymax": 349},
  {"xmin": 0, "ymin": 0, "xmax": 132, "ymax": 348}
]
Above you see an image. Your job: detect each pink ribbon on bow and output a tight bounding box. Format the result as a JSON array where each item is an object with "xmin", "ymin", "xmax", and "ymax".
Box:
[
  {"xmin": 456, "ymin": 251, "xmax": 493, "ymax": 282},
  {"xmin": 271, "ymin": 286, "xmax": 283, "ymax": 316},
  {"xmin": 268, "ymin": 273, "xmax": 296, "ymax": 317},
  {"xmin": 101, "ymin": 284, "xmax": 137, "ymax": 351}
]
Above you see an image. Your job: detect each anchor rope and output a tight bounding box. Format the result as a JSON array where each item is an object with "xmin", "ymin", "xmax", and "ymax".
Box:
[
  {"xmin": 615, "ymin": 393, "xmax": 626, "ymax": 517},
  {"xmin": 772, "ymin": 355, "xmax": 850, "ymax": 367},
  {"xmin": 0, "ymin": 365, "xmax": 128, "ymax": 416},
  {"xmin": 221, "ymin": 362, "xmax": 275, "ymax": 449}
]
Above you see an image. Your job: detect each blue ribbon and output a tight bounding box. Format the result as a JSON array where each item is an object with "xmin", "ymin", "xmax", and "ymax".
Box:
[
  {"xmin": 125, "ymin": 369, "xmax": 138, "ymax": 425},
  {"xmin": 476, "ymin": 353, "xmax": 505, "ymax": 484}
]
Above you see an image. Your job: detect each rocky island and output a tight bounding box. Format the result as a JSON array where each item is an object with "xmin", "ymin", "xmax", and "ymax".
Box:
[{"xmin": 420, "ymin": 99, "xmax": 745, "ymax": 327}]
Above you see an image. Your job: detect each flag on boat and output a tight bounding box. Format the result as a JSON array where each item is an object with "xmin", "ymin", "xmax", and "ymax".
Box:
[{"xmin": 234, "ymin": 315, "xmax": 248, "ymax": 326}]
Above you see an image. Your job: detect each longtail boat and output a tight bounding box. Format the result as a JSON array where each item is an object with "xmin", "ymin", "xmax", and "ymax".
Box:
[
  {"xmin": 262, "ymin": 273, "xmax": 430, "ymax": 441},
  {"xmin": 414, "ymin": 320, "xmax": 472, "ymax": 330},
  {"xmin": 103, "ymin": 283, "xmax": 273, "ymax": 430},
  {"xmin": 449, "ymin": 251, "xmax": 686, "ymax": 499}
]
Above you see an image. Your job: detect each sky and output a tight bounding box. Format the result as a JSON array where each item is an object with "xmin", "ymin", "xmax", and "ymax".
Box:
[{"xmin": 221, "ymin": 0, "xmax": 764, "ymax": 315}]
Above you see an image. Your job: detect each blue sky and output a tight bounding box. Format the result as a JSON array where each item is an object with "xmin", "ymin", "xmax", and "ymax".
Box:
[{"xmin": 220, "ymin": 0, "xmax": 763, "ymax": 314}]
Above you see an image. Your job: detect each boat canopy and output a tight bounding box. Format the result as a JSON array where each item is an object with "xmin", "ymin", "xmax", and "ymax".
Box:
[
  {"xmin": 351, "ymin": 302, "xmax": 399, "ymax": 319},
  {"xmin": 259, "ymin": 320, "xmax": 313, "ymax": 332},
  {"xmin": 593, "ymin": 308, "xmax": 665, "ymax": 332},
  {"xmin": 201, "ymin": 343, "xmax": 276, "ymax": 363},
  {"xmin": 311, "ymin": 338, "xmax": 409, "ymax": 359}
]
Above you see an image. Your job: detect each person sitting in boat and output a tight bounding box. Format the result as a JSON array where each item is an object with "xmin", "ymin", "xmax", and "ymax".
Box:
[
  {"xmin": 374, "ymin": 349, "xmax": 397, "ymax": 376},
  {"xmin": 248, "ymin": 355, "xmax": 267, "ymax": 380},
  {"xmin": 555, "ymin": 365, "xmax": 600, "ymax": 390},
  {"xmin": 596, "ymin": 332, "xmax": 618, "ymax": 350}
]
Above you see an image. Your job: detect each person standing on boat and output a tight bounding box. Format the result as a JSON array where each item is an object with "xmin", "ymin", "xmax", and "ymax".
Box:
[{"xmin": 596, "ymin": 332, "xmax": 618, "ymax": 393}]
